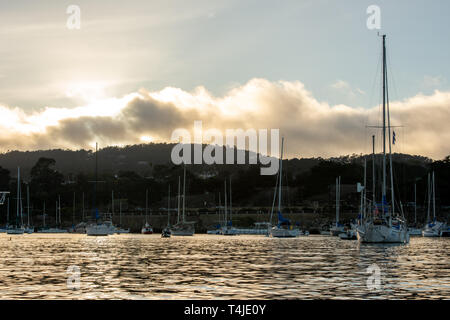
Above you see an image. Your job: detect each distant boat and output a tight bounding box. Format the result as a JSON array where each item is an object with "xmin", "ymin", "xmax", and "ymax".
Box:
[
  {"xmin": 38, "ymin": 197, "xmax": 68, "ymax": 233},
  {"xmin": 422, "ymin": 172, "xmax": 445, "ymax": 237},
  {"xmin": 356, "ymin": 35, "xmax": 409, "ymax": 244},
  {"xmin": 23, "ymin": 184, "xmax": 34, "ymax": 234},
  {"xmin": 269, "ymin": 138, "xmax": 301, "ymax": 238},
  {"xmin": 7, "ymin": 167, "xmax": 25, "ymax": 235},
  {"xmin": 330, "ymin": 176, "xmax": 345, "ymax": 236},
  {"xmin": 141, "ymin": 189, "xmax": 153, "ymax": 234},
  {"xmin": 172, "ymin": 165, "xmax": 195, "ymax": 236},
  {"xmin": 86, "ymin": 143, "xmax": 110, "ymax": 236},
  {"xmin": 115, "ymin": 197, "xmax": 130, "ymax": 234},
  {"xmin": 161, "ymin": 186, "xmax": 172, "ymax": 238},
  {"xmin": 339, "ymin": 229, "xmax": 357, "ymax": 240},
  {"xmin": 221, "ymin": 178, "xmax": 238, "ymax": 236},
  {"xmin": 408, "ymin": 183, "xmax": 422, "ymax": 236}
]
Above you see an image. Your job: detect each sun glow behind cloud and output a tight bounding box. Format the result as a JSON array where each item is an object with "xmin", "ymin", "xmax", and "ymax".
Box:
[{"xmin": 0, "ymin": 78, "xmax": 449, "ymax": 159}]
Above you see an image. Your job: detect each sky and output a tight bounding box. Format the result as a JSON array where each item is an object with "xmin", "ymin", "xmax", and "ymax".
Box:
[{"xmin": 0, "ymin": 0, "xmax": 449, "ymax": 159}]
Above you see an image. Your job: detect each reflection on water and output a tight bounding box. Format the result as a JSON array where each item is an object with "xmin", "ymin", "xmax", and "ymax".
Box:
[{"xmin": 0, "ymin": 234, "xmax": 448, "ymax": 299}]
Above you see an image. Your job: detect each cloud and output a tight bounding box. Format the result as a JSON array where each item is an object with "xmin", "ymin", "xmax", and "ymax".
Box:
[
  {"xmin": 0, "ymin": 78, "xmax": 449, "ymax": 159},
  {"xmin": 330, "ymin": 80, "xmax": 365, "ymax": 99}
]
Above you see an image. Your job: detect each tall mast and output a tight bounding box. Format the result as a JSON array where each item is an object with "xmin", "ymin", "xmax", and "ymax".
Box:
[
  {"xmin": 278, "ymin": 137, "xmax": 284, "ymax": 214},
  {"xmin": 382, "ymin": 35, "xmax": 387, "ymax": 217},
  {"xmin": 229, "ymin": 177, "xmax": 232, "ymax": 225},
  {"xmin": 427, "ymin": 173, "xmax": 431, "ymax": 223},
  {"xmin": 432, "ymin": 171, "xmax": 436, "ymax": 220},
  {"xmin": 224, "ymin": 180, "xmax": 227, "ymax": 225},
  {"xmin": 16, "ymin": 167, "xmax": 20, "ymax": 226},
  {"xmin": 167, "ymin": 185, "xmax": 170, "ymax": 226},
  {"xmin": 385, "ymin": 35, "xmax": 394, "ymax": 226},
  {"xmin": 372, "ymin": 135, "xmax": 376, "ymax": 214},
  {"xmin": 7, "ymin": 198, "xmax": 9, "ymax": 225},
  {"xmin": 414, "ymin": 183, "xmax": 417, "ymax": 225},
  {"xmin": 177, "ymin": 177, "xmax": 181, "ymax": 224},
  {"xmin": 27, "ymin": 184, "xmax": 30, "ymax": 226},
  {"xmin": 182, "ymin": 164, "xmax": 186, "ymax": 223},
  {"xmin": 145, "ymin": 189, "xmax": 148, "ymax": 224}
]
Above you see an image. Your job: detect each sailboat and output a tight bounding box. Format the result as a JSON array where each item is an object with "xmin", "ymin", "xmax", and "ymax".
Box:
[
  {"xmin": 7, "ymin": 167, "xmax": 25, "ymax": 234},
  {"xmin": 269, "ymin": 138, "xmax": 301, "ymax": 238},
  {"xmin": 0, "ymin": 192, "xmax": 10, "ymax": 232},
  {"xmin": 221, "ymin": 178, "xmax": 238, "ymax": 235},
  {"xmin": 141, "ymin": 189, "xmax": 153, "ymax": 234},
  {"xmin": 39, "ymin": 197, "xmax": 68, "ymax": 233},
  {"xmin": 422, "ymin": 172, "xmax": 445, "ymax": 237},
  {"xmin": 23, "ymin": 184, "xmax": 34, "ymax": 233},
  {"xmin": 86, "ymin": 143, "xmax": 111, "ymax": 236},
  {"xmin": 356, "ymin": 35, "xmax": 409, "ymax": 244},
  {"xmin": 161, "ymin": 186, "xmax": 172, "ymax": 238},
  {"xmin": 171, "ymin": 165, "xmax": 195, "ymax": 236},
  {"xmin": 115, "ymin": 197, "xmax": 130, "ymax": 234},
  {"xmin": 330, "ymin": 176, "xmax": 346, "ymax": 236},
  {"xmin": 408, "ymin": 183, "xmax": 422, "ymax": 236}
]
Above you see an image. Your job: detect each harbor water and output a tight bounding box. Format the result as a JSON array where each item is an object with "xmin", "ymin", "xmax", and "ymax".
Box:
[{"xmin": 0, "ymin": 234, "xmax": 448, "ymax": 299}]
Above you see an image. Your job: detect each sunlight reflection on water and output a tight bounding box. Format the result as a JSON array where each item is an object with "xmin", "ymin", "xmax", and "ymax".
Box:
[{"xmin": 0, "ymin": 234, "xmax": 448, "ymax": 299}]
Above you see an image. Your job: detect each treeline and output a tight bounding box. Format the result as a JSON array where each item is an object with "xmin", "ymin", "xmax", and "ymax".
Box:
[{"xmin": 0, "ymin": 144, "xmax": 449, "ymax": 224}]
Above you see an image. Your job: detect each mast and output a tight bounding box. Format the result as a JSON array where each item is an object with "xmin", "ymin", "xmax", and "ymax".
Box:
[
  {"xmin": 336, "ymin": 176, "xmax": 341, "ymax": 227},
  {"xmin": 278, "ymin": 137, "xmax": 284, "ymax": 214},
  {"xmin": 229, "ymin": 177, "xmax": 232, "ymax": 226},
  {"xmin": 58, "ymin": 195, "xmax": 61, "ymax": 227},
  {"xmin": 82, "ymin": 192, "xmax": 85, "ymax": 221},
  {"xmin": 145, "ymin": 189, "xmax": 148, "ymax": 224},
  {"xmin": 177, "ymin": 177, "xmax": 181, "ymax": 224},
  {"xmin": 55, "ymin": 200, "xmax": 58, "ymax": 227},
  {"xmin": 167, "ymin": 185, "xmax": 170, "ymax": 226},
  {"xmin": 218, "ymin": 192, "xmax": 222, "ymax": 226},
  {"xmin": 182, "ymin": 165, "xmax": 186, "ymax": 223},
  {"xmin": 16, "ymin": 167, "xmax": 20, "ymax": 226},
  {"xmin": 72, "ymin": 192, "xmax": 75, "ymax": 226},
  {"xmin": 119, "ymin": 199, "xmax": 122, "ymax": 226},
  {"xmin": 43, "ymin": 201, "xmax": 46, "ymax": 228},
  {"xmin": 27, "ymin": 184, "xmax": 30, "ymax": 226},
  {"xmin": 269, "ymin": 167, "xmax": 280, "ymax": 225},
  {"xmin": 224, "ymin": 180, "xmax": 227, "ymax": 226},
  {"xmin": 414, "ymin": 183, "xmax": 417, "ymax": 225},
  {"xmin": 382, "ymin": 35, "xmax": 387, "ymax": 218},
  {"xmin": 363, "ymin": 158, "xmax": 367, "ymax": 219},
  {"xmin": 372, "ymin": 135, "xmax": 376, "ymax": 215},
  {"xmin": 7, "ymin": 197, "xmax": 9, "ymax": 226},
  {"xmin": 432, "ymin": 171, "xmax": 436, "ymax": 220},
  {"xmin": 427, "ymin": 173, "xmax": 431, "ymax": 223},
  {"xmin": 112, "ymin": 190, "xmax": 114, "ymax": 216},
  {"xmin": 385, "ymin": 35, "xmax": 394, "ymax": 226}
]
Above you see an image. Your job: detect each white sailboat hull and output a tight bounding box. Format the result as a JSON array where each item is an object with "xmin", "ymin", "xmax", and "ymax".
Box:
[
  {"xmin": 330, "ymin": 226, "xmax": 346, "ymax": 236},
  {"xmin": 6, "ymin": 228, "xmax": 25, "ymax": 235},
  {"xmin": 86, "ymin": 224, "xmax": 110, "ymax": 236},
  {"xmin": 357, "ymin": 223, "xmax": 409, "ymax": 243},
  {"xmin": 38, "ymin": 228, "xmax": 68, "ymax": 233},
  {"xmin": 422, "ymin": 222, "xmax": 445, "ymax": 237},
  {"xmin": 408, "ymin": 228, "xmax": 422, "ymax": 236},
  {"xmin": 270, "ymin": 227, "xmax": 300, "ymax": 238}
]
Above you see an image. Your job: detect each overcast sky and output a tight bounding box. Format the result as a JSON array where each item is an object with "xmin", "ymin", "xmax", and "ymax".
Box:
[{"xmin": 0, "ymin": 0, "xmax": 449, "ymax": 159}]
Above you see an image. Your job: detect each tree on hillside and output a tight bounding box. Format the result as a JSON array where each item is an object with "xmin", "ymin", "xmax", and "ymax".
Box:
[
  {"xmin": 0, "ymin": 166, "xmax": 10, "ymax": 191},
  {"xmin": 30, "ymin": 157, "xmax": 64, "ymax": 202}
]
